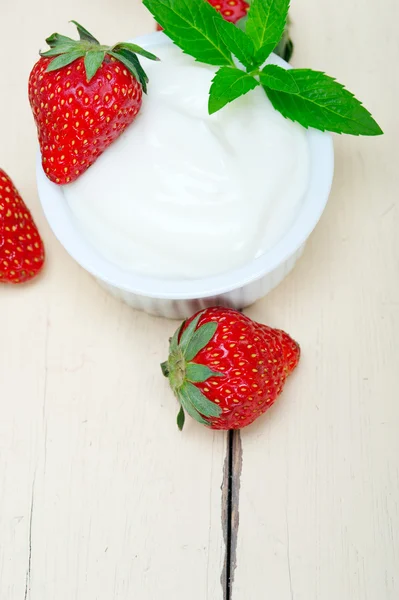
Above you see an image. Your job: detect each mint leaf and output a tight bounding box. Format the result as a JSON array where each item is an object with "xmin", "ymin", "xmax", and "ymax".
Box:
[
  {"xmin": 209, "ymin": 67, "xmax": 259, "ymax": 114},
  {"xmin": 246, "ymin": 0, "xmax": 290, "ymax": 65},
  {"xmin": 273, "ymin": 19, "xmax": 294, "ymax": 62},
  {"xmin": 260, "ymin": 64, "xmax": 299, "ymax": 92},
  {"xmin": 214, "ymin": 18, "xmax": 255, "ymax": 70},
  {"xmin": 260, "ymin": 66, "xmax": 383, "ymax": 135},
  {"xmin": 143, "ymin": 0, "xmax": 234, "ymax": 66}
]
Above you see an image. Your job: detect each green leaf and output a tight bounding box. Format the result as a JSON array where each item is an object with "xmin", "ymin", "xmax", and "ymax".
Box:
[
  {"xmin": 45, "ymin": 33, "xmax": 76, "ymax": 48},
  {"xmin": 161, "ymin": 361, "xmax": 170, "ymax": 377},
  {"xmin": 214, "ymin": 18, "xmax": 255, "ymax": 70},
  {"xmin": 46, "ymin": 50, "xmax": 86, "ymax": 72},
  {"xmin": 261, "ymin": 66, "xmax": 383, "ymax": 136},
  {"xmin": 184, "ymin": 382, "xmax": 222, "ymax": 418},
  {"xmin": 110, "ymin": 49, "xmax": 149, "ymax": 93},
  {"xmin": 185, "ymin": 363, "xmax": 223, "ymax": 383},
  {"xmin": 108, "ymin": 51, "xmax": 145, "ymax": 92},
  {"xmin": 127, "ymin": 51, "xmax": 150, "ymax": 85},
  {"xmin": 246, "ymin": 0, "xmax": 290, "ymax": 65},
  {"xmin": 260, "ymin": 64, "xmax": 299, "ymax": 92},
  {"xmin": 185, "ymin": 322, "xmax": 218, "ymax": 361},
  {"xmin": 143, "ymin": 0, "xmax": 234, "ymax": 66},
  {"xmin": 70, "ymin": 20, "xmax": 100, "ymax": 45},
  {"xmin": 40, "ymin": 43, "xmax": 80, "ymax": 57},
  {"xmin": 179, "ymin": 388, "xmax": 209, "ymax": 426},
  {"xmin": 176, "ymin": 405, "xmax": 185, "ymax": 430},
  {"xmin": 208, "ymin": 66, "xmax": 259, "ymax": 115},
  {"xmin": 178, "ymin": 313, "xmax": 203, "ymax": 356},
  {"xmin": 113, "ymin": 42, "xmax": 159, "ymax": 62},
  {"xmin": 236, "ymin": 14, "xmax": 249, "ymax": 32},
  {"xmin": 169, "ymin": 321, "xmax": 185, "ymax": 353},
  {"xmin": 84, "ymin": 50, "xmax": 105, "ymax": 81},
  {"xmin": 273, "ymin": 23, "xmax": 294, "ymax": 62},
  {"xmin": 108, "ymin": 50, "xmax": 139, "ymax": 77}
]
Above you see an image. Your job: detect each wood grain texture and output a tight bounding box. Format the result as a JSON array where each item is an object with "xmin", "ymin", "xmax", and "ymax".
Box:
[
  {"xmin": 0, "ymin": 2, "xmax": 226, "ymax": 599},
  {"xmin": 1, "ymin": 0, "xmax": 398, "ymax": 598},
  {"xmin": 234, "ymin": 0, "xmax": 399, "ymax": 598}
]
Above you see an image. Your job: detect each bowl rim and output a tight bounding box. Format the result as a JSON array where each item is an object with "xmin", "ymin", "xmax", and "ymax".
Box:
[{"xmin": 37, "ymin": 31, "xmax": 334, "ymax": 300}]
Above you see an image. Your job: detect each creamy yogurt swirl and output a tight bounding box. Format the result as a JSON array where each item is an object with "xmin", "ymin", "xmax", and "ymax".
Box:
[{"xmin": 64, "ymin": 41, "xmax": 310, "ymax": 279}]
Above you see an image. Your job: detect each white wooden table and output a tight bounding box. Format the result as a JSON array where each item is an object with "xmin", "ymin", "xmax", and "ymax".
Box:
[{"xmin": 0, "ymin": 0, "xmax": 398, "ymax": 598}]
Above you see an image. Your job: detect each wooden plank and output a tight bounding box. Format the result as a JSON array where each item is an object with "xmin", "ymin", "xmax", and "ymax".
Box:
[
  {"xmin": 234, "ymin": 0, "xmax": 399, "ymax": 598},
  {"xmin": 0, "ymin": 2, "xmax": 226, "ymax": 599}
]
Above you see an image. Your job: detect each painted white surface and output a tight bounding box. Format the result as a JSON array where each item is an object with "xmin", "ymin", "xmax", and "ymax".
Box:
[
  {"xmin": 0, "ymin": 2, "xmax": 225, "ymax": 599},
  {"xmin": 0, "ymin": 270, "xmax": 227, "ymax": 600},
  {"xmin": 0, "ymin": 0, "xmax": 398, "ymax": 599},
  {"xmin": 234, "ymin": 0, "xmax": 399, "ymax": 597}
]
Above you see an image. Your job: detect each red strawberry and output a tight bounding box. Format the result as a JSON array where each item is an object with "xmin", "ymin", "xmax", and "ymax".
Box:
[
  {"xmin": 207, "ymin": 0, "xmax": 250, "ymax": 23},
  {"xmin": 0, "ymin": 169, "xmax": 45, "ymax": 283},
  {"xmin": 162, "ymin": 307, "xmax": 300, "ymax": 430},
  {"xmin": 29, "ymin": 21, "xmax": 159, "ymax": 185},
  {"xmin": 155, "ymin": 0, "xmax": 249, "ymax": 30}
]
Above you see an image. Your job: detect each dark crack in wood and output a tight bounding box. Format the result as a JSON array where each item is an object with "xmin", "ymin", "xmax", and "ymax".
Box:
[
  {"xmin": 24, "ymin": 474, "xmax": 35, "ymax": 600},
  {"xmin": 221, "ymin": 430, "xmax": 243, "ymax": 600}
]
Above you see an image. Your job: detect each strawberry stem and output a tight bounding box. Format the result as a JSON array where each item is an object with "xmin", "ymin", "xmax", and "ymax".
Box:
[
  {"xmin": 70, "ymin": 20, "xmax": 100, "ymax": 44},
  {"xmin": 162, "ymin": 317, "xmax": 223, "ymax": 429},
  {"xmin": 40, "ymin": 21, "xmax": 159, "ymax": 92}
]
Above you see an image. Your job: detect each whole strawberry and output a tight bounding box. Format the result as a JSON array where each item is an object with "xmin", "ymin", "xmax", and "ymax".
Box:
[
  {"xmin": 29, "ymin": 21, "xmax": 158, "ymax": 185},
  {"xmin": 207, "ymin": 0, "xmax": 249, "ymax": 22},
  {"xmin": 0, "ymin": 169, "xmax": 45, "ymax": 283},
  {"xmin": 162, "ymin": 307, "xmax": 300, "ymax": 430},
  {"xmin": 156, "ymin": 0, "xmax": 249, "ymax": 29}
]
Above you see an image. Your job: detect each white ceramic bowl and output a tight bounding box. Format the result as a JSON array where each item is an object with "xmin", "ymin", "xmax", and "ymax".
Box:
[{"xmin": 37, "ymin": 33, "xmax": 334, "ymax": 319}]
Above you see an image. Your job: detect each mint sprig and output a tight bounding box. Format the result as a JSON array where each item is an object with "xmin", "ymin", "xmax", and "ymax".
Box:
[
  {"xmin": 214, "ymin": 18, "xmax": 255, "ymax": 70},
  {"xmin": 260, "ymin": 66, "xmax": 381, "ymax": 135},
  {"xmin": 144, "ymin": 0, "xmax": 382, "ymax": 136},
  {"xmin": 209, "ymin": 67, "xmax": 259, "ymax": 114},
  {"xmin": 246, "ymin": 0, "xmax": 291, "ymax": 66},
  {"xmin": 144, "ymin": 0, "xmax": 234, "ymax": 66}
]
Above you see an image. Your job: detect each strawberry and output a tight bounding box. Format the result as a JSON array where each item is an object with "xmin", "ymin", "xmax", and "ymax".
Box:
[
  {"xmin": 155, "ymin": 0, "xmax": 249, "ymax": 30},
  {"xmin": 207, "ymin": 0, "xmax": 250, "ymax": 23},
  {"xmin": 0, "ymin": 169, "xmax": 45, "ymax": 283},
  {"xmin": 29, "ymin": 21, "xmax": 159, "ymax": 185},
  {"xmin": 162, "ymin": 307, "xmax": 300, "ymax": 430}
]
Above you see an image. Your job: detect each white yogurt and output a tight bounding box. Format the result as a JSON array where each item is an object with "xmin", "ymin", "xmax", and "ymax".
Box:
[{"xmin": 64, "ymin": 42, "xmax": 310, "ymax": 279}]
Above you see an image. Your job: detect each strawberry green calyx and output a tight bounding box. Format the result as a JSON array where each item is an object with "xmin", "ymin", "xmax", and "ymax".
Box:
[
  {"xmin": 161, "ymin": 312, "xmax": 224, "ymax": 430},
  {"xmin": 40, "ymin": 20, "xmax": 159, "ymax": 92}
]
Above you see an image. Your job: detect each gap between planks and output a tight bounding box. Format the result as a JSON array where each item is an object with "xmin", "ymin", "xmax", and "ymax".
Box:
[{"xmin": 221, "ymin": 430, "xmax": 243, "ymax": 600}]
